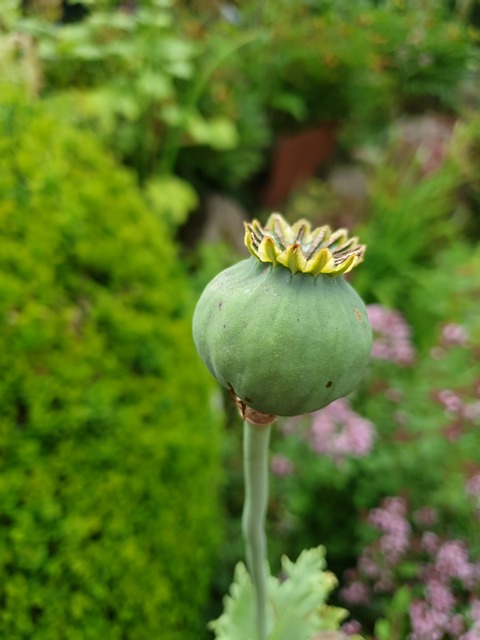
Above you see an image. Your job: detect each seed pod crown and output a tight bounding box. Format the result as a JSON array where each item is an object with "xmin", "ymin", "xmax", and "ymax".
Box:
[{"xmin": 245, "ymin": 213, "xmax": 365, "ymax": 276}]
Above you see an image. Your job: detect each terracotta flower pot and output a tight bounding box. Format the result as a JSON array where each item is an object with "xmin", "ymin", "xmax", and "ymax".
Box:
[{"xmin": 263, "ymin": 122, "xmax": 337, "ymax": 207}]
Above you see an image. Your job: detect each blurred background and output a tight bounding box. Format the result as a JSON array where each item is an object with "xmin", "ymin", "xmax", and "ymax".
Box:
[{"xmin": 1, "ymin": 1, "xmax": 480, "ymax": 638}]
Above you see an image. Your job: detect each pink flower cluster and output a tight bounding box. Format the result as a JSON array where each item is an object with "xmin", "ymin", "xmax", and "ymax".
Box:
[
  {"xmin": 341, "ymin": 494, "xmax": 480, "ymax": 640},
  {"xmin": 441, "ymin": 323, "xmax": 469, "ymax": 347},
  {"xmin": 366, "ymin": 304, "xmax": 415, "ymax": 365},
  {"xmin": 409, "ymin": 597, "xmax": 463, "ymax": 640},
  {"xmin": 309, "ymin": 399, "xmax": 376, "ymax": 461},
  {"xmin": 431, "ymin": 383, "xmax": 480, "ymax": 443},
  {"xmin": 341, "ymin": 498, "xmax": 412, "ymax": 607},
  {"xmin": 431, "ymin": 323, "xmax": 470, "ymax": 360},
  {"xmin": 434, "ymin": 390, "xmax": 480, "ymax": 424},
  {"xmin": 368, "ymin": 497, "xmax": 411, "ymax": 565},
  {"xmin": 409, "ymin": 537, "xmax": 480, "ymax": 640}
]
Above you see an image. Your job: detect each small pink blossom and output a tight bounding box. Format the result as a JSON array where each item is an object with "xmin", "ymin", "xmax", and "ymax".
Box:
[
  {"xmin": 435, "ymin": 541, "xmax": 474, "ymax": 587},
  {"xmin": 373, "ymin": 575, "xmax": 395, "ymax": 592},
  {"xmin": 426, "ymin": 578, "xmax": 455, "ymax": 612},
  {"xmin": 446, "ymin": 614, "xmax": 465, "ymax": 636},
  {"xmin": 367, "ymin": 304, "xmax": 415, "ymax": 365},
  {"xmin": 369, "ymin": 498, "xmax": 411, "ymax": 565},
  {"xmin": 270, "ymin": 454, "xmax": 294, "ymax": 477},
  {"xmin": 342, "ymin": 619, "xmax": 363, "ymax": 636},
  {"xmin": 340, "ymin": 581, "xmax": 371, "ymax": 605},
  {"xmin": 358, "ymin": 549, "xmax": 381, "ymax": 579},
  {"xmin": 422, "ymin": 532, "xmax": 441, "ymax": 555},
  {"xmin": 309, "ymin": 399, "xmax": 376, "ymax": 460},
  {"xmin": 436, "ymin": 389, "xmax": 464, "ymax": 415},
  {"xmin": 442, "ymin": 323, "xmax": 469, "ymax": 347}
]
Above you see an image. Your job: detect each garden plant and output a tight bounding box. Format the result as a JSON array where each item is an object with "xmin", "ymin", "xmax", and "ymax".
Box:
[
  {"xmin": 193, "ymin": 214, "xmax": 372, "ymax": 639},
  {"xmin": 0, "ymin": 85, "xmax": 222, "ymax": 640}
]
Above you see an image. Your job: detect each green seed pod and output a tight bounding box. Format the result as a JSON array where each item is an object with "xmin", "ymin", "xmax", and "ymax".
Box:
[{"xmin": 192, "ymin": 214, "xmax": 372, "ymax": 417}]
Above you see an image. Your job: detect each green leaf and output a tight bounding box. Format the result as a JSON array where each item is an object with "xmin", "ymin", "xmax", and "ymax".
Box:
[
  {"xmin": 396, "ymin": 562, "xmax": 419, "ymax": 580},
  {"xmin": 165, "ymin": 60, "xmax": 194, "ymax": 79},
  {"xmin": 136, "ymin": 8, "xmax": 172, "ymax": 28},
  {"xmin": 71, "ymin": 43, "xmax": 104, "ymax": 60},
  {"xmin": 137, "ymin": 71, "xmax": 173, "ymax": 100},
  {"xmin": 38, "ymin": 39, "xmax": 58, "ymax": 60},
  {"xmin": 150, "ymin": 0, "xmax": 173, "ymax": 8},
  {"xmin": 161, "ymin": 105, "xmax": 185, "ymax": 127},
  {"xmin": 210, "ymin": 547, "xmax": 351, "ymax": 640},
  {"xmin": 390, "ymin": 585, "xmax": 412, "ymax": 614},
  {"xmin": 270, "ymin": 92, "xmax": 307, "ymax": 121},
  {"xmin": 374, "ymin": 618, "xmax": 391, "ymax": 640},
  {"xmin": 186, "ymin": 115, "xmax": 238, "ymax": 150},
  {"xmin": 157, "ymin": 37, "xmax": 195, "ymax": 61},
  {"xmin": 145, "ymin": 176, "xmax": 198, "ymax": 227},
  {"xmin": 102, "ymin": 40, "xmax": 138, "ymax": 60},
  {"xmin": 269, "ymin": 547, "xmax": 346, "ymax": 640},
  {"xmin": 109, "ymin": 90, "xmax": 140, "ymax": 120},
  {"xmin": 208, "ymin": 562, "xmax": 257, "ymax": 640},
  {"xmin": 1, "ymin": 0, "xmax": 21, "ymax": 28},
  {"xmin": 89, "ymin": 11, "xmax": 135, "ymax": 31}
]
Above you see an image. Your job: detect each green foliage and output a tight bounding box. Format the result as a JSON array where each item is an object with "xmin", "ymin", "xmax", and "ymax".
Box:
[
  {"xmin": 11, "ymin": 1, "xmax": 257, "ymax": 189},
  {"xmin": 8, "ymin": 0, "xmax": 477, "ymax": 202},
  {"xmin": 346, "ymin": 121, "xmax": 464, "ymax": 344},
  {"xmin": 239, "ymin": 0, "xmax": 477, "ymax": 136},
  {"xmin": 0, "ymin": 89, "xmax": 222, "ymax": 639},
  {"xmin": 373, "ymin": 586, "xmax": 411, "ymax": 640},
  {"xmin": 408, "ymin": 241, "xmax": 480, "ymax": 347},
  {"xmin": 354, "ymin": 162, "xmax": 458, "ymax": 311},
  {"xmin": 209, "ymin": 547, "xmax": 358, "ymax": 640}
]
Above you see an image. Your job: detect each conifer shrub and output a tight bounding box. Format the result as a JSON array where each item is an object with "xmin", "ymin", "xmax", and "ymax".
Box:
[{"xmin": 0, "ymin": 89, "xmax": 222, "ymax": 640}]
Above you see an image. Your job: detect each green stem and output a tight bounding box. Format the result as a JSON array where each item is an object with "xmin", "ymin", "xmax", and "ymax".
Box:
[{"xmin": 242, "ymin": 420, "xmax": 271, "ymax": 640}]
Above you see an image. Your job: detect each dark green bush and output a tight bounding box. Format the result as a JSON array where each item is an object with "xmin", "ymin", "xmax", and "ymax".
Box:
[{"xmin": 0, "ymin": 88, "xmax": 222, "ymax": 640}]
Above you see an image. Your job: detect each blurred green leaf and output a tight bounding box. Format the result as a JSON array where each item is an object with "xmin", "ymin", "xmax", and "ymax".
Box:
[
  {"xmin": 158, "ymin": 37, "xmax": 196, "ymax": 61},
  {"xmin": 136, "ymin": 9, "xmax": 173, "ymax": 29},
  {"xmin": 396, "ymin": 562, "xmax": 419, "ymax": 580},
  {"xmin": 146, "ymin": 176, "xmax": 198, "ymax": 227},
  {"xmin": 137, "ymin": 71, "xmax": 173, "ymax": 100},
  {"xmin": 186, "ymin": 114, "xmax": 239, "ymax": 150},
  {"xmin": 162, "ymin": 105, "xmax": 184, "ymax": 127},
  {"xmin": 165, "ymin": 60, "xmax": 194, "ymax": 79},
  {"xmin": 390, "ymin": 585, "xmax": 412, "ymax": 614},
  {"xmin": 1, "ymin": 0, "xmax": 21, "ymax": 28},
  {"xmin": 89, "ymin": 11, "xmax": 136, "ymax": 31},
  {"xmin": 71, "ymin": 43, "xmax": 104, "ymax": 60},
  {"xmin": 374, "ymin": 619, "xmax": 391, "ymax": 640},
  {"xmin": 270, "ymin": 92, "xmax": 307, "ymax": 121}
]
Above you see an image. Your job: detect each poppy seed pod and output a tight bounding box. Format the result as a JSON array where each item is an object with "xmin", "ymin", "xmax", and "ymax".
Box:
[{"xmin": 192, "ymin": 214, "xmax": 372, "ymax": 417}]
